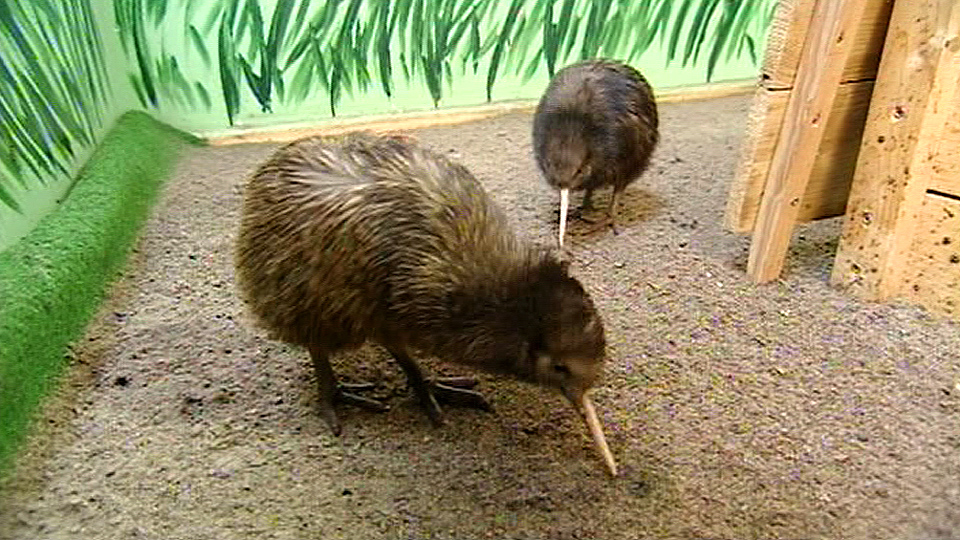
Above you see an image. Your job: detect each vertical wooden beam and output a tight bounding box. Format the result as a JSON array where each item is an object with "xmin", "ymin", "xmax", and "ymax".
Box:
[
  {"xmin": 746, "ymin": 0, "xmax": 871, "ymax": 283},
  {"xmin": 832, "ymin": 0, "xmax": 960, "ymax": 299},
  {"xmin": 725, "ymin": 0, "xmax": 893, "ymax": 235}
]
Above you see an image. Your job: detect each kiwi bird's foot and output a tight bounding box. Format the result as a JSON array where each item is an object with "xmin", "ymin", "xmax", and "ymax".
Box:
[
  {"xmin": 409, "ymin": 378, "xmax": 492, "ymax": 429},
  {"xmin": 567, "ymin": 206, "xmax": 590, "ymax": 222},
  {"xmin": 337, "ymin": 383, "xmax": 390, "ymax": 411},
  {"xmin": 431, "ymin": 376, "xmax": 479, "ymax": 389},
  {"xmin": 578, "ymin": 213, "xmax": 618, "ymax": 236},
  {"xmin": 319, "ymin": 383, "xmax": 390, "ymax": 436},
  {"xmin": 577, "ymin": 211, "xmax": 603, "ymax": 224},
  {"xmin": 428, "ymin": 377, "xmax": 493, "ymax": 412}
]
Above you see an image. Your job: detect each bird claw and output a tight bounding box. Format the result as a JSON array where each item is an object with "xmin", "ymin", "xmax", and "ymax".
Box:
[
  {"xmin": 411, "ymin": 377, "xmax": 494, "ymax": 428},
  {"xmin": 428, "ymin": 378, "xmax": 493, "ymax": 412},
  {"xmin": 319, "ymin": 382, "xmax": 389, "ymax": 436},
  {"xmin": 579, "ymin": 214, "xmax": 616, "ymax": 236},
  {"xmin": 431, "ymin": 376, "xmax": 479, "ymax": 389}
]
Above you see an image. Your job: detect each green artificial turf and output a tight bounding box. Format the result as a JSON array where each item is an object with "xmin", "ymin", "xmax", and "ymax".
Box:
[{"xmin": 0, "ymin": 111, "xmax": 201, "ymax": 476}]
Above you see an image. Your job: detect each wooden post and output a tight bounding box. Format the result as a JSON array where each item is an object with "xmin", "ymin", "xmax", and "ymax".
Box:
[
  {"xmin": 831, "ymin": 0, "xmax": 960, "ymax": 299},
  {"xmin": 746, "ymin": 0, "xmax": 871, "ymax": 283},
  {"xmin": 725, "ymin": 0, "xmax": 892, "ymax": 235}
]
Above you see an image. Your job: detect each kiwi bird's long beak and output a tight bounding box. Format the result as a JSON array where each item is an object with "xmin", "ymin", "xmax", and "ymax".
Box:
[
  {"xmin": 563, "ymin": 386, "xmax": 618, "ymax": 477},
  {"xmin": 558, "ymin": 188, "xmax": 569, "ymax": 249}
]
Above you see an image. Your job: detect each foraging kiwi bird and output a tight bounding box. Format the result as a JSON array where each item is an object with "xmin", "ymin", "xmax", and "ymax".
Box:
[
  {"xmin": 234, "ymin": 132, "xmax": 617, "ymax": 475},
  {"xmin": 533, "ymin": 59, "xmax": 660, "ymax": 247}
]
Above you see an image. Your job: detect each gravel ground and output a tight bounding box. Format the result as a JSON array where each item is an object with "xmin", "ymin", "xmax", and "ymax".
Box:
[{"xmin": 2, "ymin": 94, "xmax": 959, "ymax": 540}]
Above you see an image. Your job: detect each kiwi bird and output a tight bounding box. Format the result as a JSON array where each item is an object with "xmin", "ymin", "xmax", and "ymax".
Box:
[
  {"xmin": 234, "ymin": 132, "xmax": 617, "ymax": 475},
  {"xmin": 533, "ymin": 59, "xmax": 660, "ymax": 248}
]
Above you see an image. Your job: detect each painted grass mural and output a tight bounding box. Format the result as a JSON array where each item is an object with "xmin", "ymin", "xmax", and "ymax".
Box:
[
  {"xmin": 0, "ymin": 0, "xmax": 776, "ymax": 214},
  {"xmin": 0, "ymin": 0, "xmax": 112, "ymax": 213},
  {"xmin": 115, "ymin": 0, "xmax": 776, "ymax": 125}
]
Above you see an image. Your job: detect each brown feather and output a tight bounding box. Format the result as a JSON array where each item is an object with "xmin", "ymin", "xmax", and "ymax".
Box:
[
  {"xmin": 235, "ymin": 132, "xmax": 606, "ymax": 395},
  {"xmin": 533, "ymin": 58, "xmax": 660, "ymax": 196}
]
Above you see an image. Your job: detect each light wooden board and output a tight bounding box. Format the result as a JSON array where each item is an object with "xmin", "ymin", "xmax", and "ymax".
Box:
[
  {"xmin": 901, "ymin": 193, "xmax": 960, "ymax": 318},
  {"xmin": 762, "ymin": 0, "xmax": 893, "ymax": 88},
  {"xmin": 746, "ymin": 0, "xmax": 872, "ymax": 283},
  {"xmin": 927, "ymin": 81, "xmax": 960, "ymax": 196},
  {"xmin": 203, "ymin": 80, "xmax": 755, "ymax": 146},
  {"xmin": 725, "ymin": 80, "xmax": 874, "ymax": 233},
  {"xmin": 726, "ymin": 0, "xmax": 892, "ymax": 235},
  {"xmin": 832, "ymin": 0, "xmax": 960, "ymax": 299}
]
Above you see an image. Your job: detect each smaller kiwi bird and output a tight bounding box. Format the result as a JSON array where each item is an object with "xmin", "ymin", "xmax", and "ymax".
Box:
[
  {"xmin": 533, "ymin": 59, "xmax": 660, "ymax": 248},
  {"xmin": 234, "ymin": 132, "xmax": 617, "ymax": 475}
]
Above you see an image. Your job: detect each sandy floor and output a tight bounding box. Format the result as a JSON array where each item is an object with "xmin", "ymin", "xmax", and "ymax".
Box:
[{"xmin": 2, "ymin": 94, "xmax": 959, "ymax": 540}]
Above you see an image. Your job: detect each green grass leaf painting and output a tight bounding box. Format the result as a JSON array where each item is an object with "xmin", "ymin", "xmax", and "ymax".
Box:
[
  {"xmin": 2, "ymin": 0, "xmax": 775, "ymax": 212},
  {"xmin": 112, "ymin": 0, "xmax": 774, "ymax": 122},
  {"xmin": 0, "ymin": 0, "xmax": 111, "ymax": 212}
]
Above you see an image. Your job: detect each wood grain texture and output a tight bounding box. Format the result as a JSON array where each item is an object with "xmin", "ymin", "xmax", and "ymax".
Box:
[
  {"xmin": 747, "ymin": 0, "xmax": 871, "ymax": 283},
  {"xmin": 725, "ymin": 80, "xmax": 874, "ymax": 233},
  {"xmin": 832, "ymin": 0, "xmax": 960, "ymax": 299},
  {"xmin": 726, "ymin": 0, "xmax": 893, "ymax": 235},
  {"xmin": 927, "ymin": 80, "xmax": 960, "ymax": 196},
  {"xmin": 762, "ymin": 0, "xmax": 893, "ymax": 88},
  {"xmin": 760, "ymin": 0, "xmax": 817, "ymax": 88},
  {"xmin": 901, "ymin": 193, "xmax": 960, "ymax": 318}
]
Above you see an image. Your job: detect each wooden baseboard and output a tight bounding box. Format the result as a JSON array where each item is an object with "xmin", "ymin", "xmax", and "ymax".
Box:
[{"xmin": 201, "ymin": 79, "xmax": 757, "ymax": 146}]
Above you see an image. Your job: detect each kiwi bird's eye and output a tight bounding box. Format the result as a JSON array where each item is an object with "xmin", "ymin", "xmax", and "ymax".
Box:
[{"xmin": 553, "ymin": 364, "xmax": 571, "ymax": 375}]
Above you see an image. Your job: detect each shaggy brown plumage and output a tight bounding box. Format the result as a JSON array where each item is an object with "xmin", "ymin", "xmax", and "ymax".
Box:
[
  {"xmin": 234, "ymin": 132, "xmax": 606, "ymax": 436},
  {"xmin": 533, "ymin": 59, "xmax": 660, "ymax": 246}
]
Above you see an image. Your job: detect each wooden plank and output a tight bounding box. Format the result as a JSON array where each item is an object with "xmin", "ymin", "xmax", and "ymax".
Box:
[
  {"xmin": 725, "ymin": 80, "xmax": 874, "ymax": 232},
  {"xmin": 796, "ymin": 81, "xmax": 875, "ymax": 220},
  {"xmin": 901, "ymin": 193, "xmax": 960, "ymax": 318},
  {"xmin": 927, "ymin": 81, "xmax": 960, "ymax": 196},
  {"xmin": 763, "ymin": 0, "xmax": 893, "ymax": 88},
  {"xmin": 202, "ymin": 79, "xmax": 756, "ymax": 146},
  {"xmin": 726, "ymin": 0, "xmax": 892, "ymax": 234},
  {"xmin": 726, "ymin": 86, "xmax": 785, "ymax": 232},
  {"xmin": 832, "ymin": 0, "xmax": 960, "ymax": 300},
  {"xmin": 760, "ymin": 0, "xmax": 818, "ymax": 88},
  {"xmin": 746, "ymin": 0, "xmax": 871, "ymax": 283}
]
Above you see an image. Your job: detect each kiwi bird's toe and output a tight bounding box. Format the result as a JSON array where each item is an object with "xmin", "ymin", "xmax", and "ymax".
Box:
[
  {"xmin": 318, "ymin": 400, "xmax": 344, "ymax": 436},
  {"xmin": 419, "ymin": 390, "xmax": 446, "ymax": 427},
  {"xmin": 432, "ymin": 376, "xmax": 480, "ymax": 389},
  {"xmin": 428, "ymin": 380, "xmax": 494, "ymax": 412},
  {"xmin": 337, "ymin": 390, "xmax": 390, "ymax": 412},
  {"xmin": 579, "ymin": 214, "xmax": 615, "ymax": 236}
]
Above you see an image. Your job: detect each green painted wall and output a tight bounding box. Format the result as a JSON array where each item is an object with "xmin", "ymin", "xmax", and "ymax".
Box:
[
  {"xmin": 120, "ymin": 0, "xmax": 776, "ymax": 134},
  {"xmin": 0, "ymin": 1, "xmax": 141, "ymax": 251},
  {"xmin": 1, "ymin": 0, "xmax": 776, "ymax": 250}
]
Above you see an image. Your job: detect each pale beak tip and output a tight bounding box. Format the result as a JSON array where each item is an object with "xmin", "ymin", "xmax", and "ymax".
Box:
[
  {"xmin": 579, "ymin": 393, "xmax": 618, "ymax": 477},
  {"xmin": 558, "ymin": 189, "xmax": 569, "ymax": 249}
]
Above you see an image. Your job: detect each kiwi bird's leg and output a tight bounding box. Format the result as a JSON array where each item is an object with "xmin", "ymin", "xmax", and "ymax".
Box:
[
  {"xmin": 308, "ymin": 345, "xmax": 388, "ymax": 436},
  {"xmin": 581, "ymin": 188, "xmax": 595, "ymax": 212},
  {"xmin": 558, "ymin": 188, "xmax": 570, "ymax": 249},
  {"xmin": 578, "ymin": 188, "xmax": 604, "ymax": 224},
  {"xmin": 388, "ymin": 348, "xmax": 444, "ymax": 426},
  {"xmin": 580, "ymin": 186, "xmax": 622, "ymax": 234},
  {"xmin": 388, "ymin": 349, "xmax": 493, "ymax": 426},
  {"xmin": 608, "ymin": 185, "xmax": 624, "ymax": 235}
]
